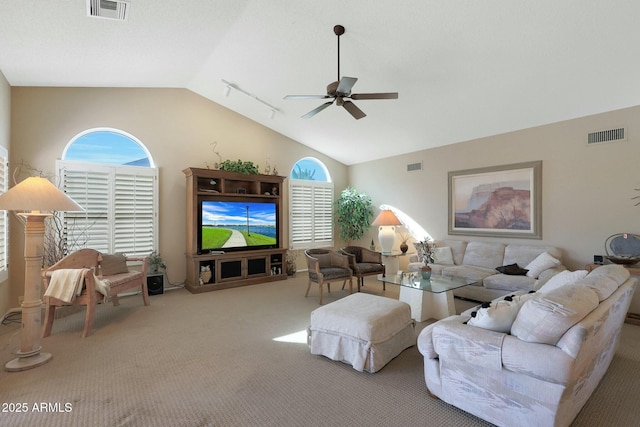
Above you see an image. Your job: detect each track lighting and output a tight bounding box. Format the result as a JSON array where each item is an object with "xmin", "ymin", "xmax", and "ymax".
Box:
[{"xmin": 221, "ymin": 79, "xmax": 279, "ymax": 118}]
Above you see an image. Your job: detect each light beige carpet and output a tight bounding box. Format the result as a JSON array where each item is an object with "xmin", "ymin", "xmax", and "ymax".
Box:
[{"xmin": 0, "ymin": 275, "xmax": 639, "ymax": 427}]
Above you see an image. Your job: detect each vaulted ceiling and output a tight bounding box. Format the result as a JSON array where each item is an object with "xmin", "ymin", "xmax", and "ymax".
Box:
[{"xmin": 1, "ymin": 1, "xmax": 639, "ymax": 165}]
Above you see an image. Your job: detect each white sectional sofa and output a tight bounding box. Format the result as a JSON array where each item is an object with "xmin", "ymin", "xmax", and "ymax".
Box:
[
  {"xmin": 409, "ymin": 239, "xmax": 566, "ymax": 302},
  {"xmin": 417, "ymin": 264, "xmax": 636, "ymax": 427}
]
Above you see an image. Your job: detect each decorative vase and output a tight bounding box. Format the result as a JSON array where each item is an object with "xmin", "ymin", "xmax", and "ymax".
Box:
[
  {"xmin": 370, "ymin": 239, "xmax": 376, "ymax": 251},
  {"xmin": 200, "ymin": 270, "xmax": 212, "ymax": 284},
  {"xmin": 400, "ymin": 242, "xmax": 409, "ymax": 254},
  {"xmin": 420, "ymin": 265, "xmax": 432, "ymax": 280},
  {"xmin": 286, "ymin": 262, "xmax": 296, "ymax": 277}
]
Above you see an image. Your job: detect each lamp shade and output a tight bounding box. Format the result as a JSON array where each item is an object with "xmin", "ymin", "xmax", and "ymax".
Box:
[
  {"xmin": 0, "ymin": 176, "xmax": 83, "ymax": 212},
  {"xmin": 371, "ymin": 210, "xmax": 402, "ymax": 226}
]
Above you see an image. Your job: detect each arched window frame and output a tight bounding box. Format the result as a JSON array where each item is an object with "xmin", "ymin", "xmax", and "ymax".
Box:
[
  {"xmin": 56, "ymin": 128, "xmax": 158, "ymax": 257},
  {"xmin": 289, "ymin": 157, "xmax": 334, "ymax": 250}
]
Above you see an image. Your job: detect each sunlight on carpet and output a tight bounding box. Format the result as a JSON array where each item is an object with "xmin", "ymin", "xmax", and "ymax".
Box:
[{"xmin": 273, "ymin": 329, "xmax": 308, "ymax": 343}]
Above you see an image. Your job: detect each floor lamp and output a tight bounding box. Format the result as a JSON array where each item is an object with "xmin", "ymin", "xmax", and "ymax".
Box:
[
  {"xmin": 371, "ymin": 209, "xmax": 402, "ymax": 255},
  {"xmin": 0, "ymin": 176, "xmax": 83, "ymax": 372}
]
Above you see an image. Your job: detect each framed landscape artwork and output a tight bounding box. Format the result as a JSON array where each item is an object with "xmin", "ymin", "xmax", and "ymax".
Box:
[{"xmin": 448, "ymin": 161, "xmax": 542, "ymax": 239}]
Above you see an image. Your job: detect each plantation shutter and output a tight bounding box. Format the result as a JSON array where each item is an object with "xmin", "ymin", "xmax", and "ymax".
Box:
[
  {"xmin": 113, "ymin": 172, "xmax": 155, "ymax": 254},
  {"xmin": 289, "ymin": 179, "xmax": 333, "ymax": 250},
  {"xmin": 57, "ymin": 161, "xmax": 157, "ymax": 257},
  {"xmin": 0, "ymin": 147, "xmax": 7, "ymax": 281}
]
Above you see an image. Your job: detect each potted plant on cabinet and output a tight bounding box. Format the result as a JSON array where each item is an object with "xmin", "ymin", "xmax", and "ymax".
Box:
[{"xmin": 334, "ymin": 187, "xmax": 374, "ymax": 242}]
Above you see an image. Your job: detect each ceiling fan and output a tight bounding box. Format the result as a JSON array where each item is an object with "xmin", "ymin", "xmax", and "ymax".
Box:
[{"xmin": 284, "ymin": 25, "xmax": 398, "ymax": 120}]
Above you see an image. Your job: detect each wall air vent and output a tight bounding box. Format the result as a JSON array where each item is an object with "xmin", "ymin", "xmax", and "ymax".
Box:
[
  {"xmin": 87, "ymin": 0, "xmax": 130, "ymax": 21},
  {"xmin": 407, "ymin": 162, "xmax": 423, "ymax": 172},
  {"xmin": 587, "ymin": 127, "xmax": 626, "ymax": 145}
]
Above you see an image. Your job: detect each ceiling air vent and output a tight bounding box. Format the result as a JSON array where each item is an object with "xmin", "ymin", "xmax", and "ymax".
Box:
[
  {"xmin": 407, "ymin": 162, "xmax": 423, "ymax": 172},
  {"xmin": 587, "ymin": 127, "xmax": 626, "ymax": 145},
  {"xmin": 87, "ymin": 0, "xmax": 130, "ymax": 21}
]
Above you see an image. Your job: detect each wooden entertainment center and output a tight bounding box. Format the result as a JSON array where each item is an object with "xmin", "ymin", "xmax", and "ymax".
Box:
[{"xmin": 183, "ymin": 167, "xmax": 287, "ymax": 293}]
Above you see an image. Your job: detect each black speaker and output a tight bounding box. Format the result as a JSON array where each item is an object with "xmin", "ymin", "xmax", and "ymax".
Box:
[{"xmin": 147, "ymin": 274, "xmax": 164, "ymax": 295}]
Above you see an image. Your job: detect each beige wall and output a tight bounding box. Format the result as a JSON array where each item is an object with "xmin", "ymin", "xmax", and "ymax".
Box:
[
  {"xmin": 349, "ymin": 106, "xmax": 640, "ymax": 271},
  {"xmin": 5, "ymin": 84, "xmax": 640, "ymax": 310},
  {"xmin": 0, "ymin": 71, "xmax": 9, "ymax": 316},
  {"xmin": 6, "ymin": 87, "xmax": 348, "ymax": 307}
]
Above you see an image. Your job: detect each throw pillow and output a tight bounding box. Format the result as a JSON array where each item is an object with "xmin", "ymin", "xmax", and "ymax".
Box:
[
  {"xmin": 432, "ymin": 246, "xmax": 454, "ymax": 265},
  {"xmin": 538, "ymin": 270, "xmax": 588, "ymax": 294},
  {"xmin": 496, "ymin": 263, "xmax": 529, "ymax": 276},
  {"xmin": 100, "ymin": 253, "xmax": 129, "ymax": 276},
  {"xmin": 511, "ymin": 284, "xmax": 599, "ymax": 345},
  {"xmin": 467, "ymin": 292, "xmax": 537, "ymax": 333},
  {"xmin": 525, "ymin": 252, "xmax": 561, "ymax": 278}
]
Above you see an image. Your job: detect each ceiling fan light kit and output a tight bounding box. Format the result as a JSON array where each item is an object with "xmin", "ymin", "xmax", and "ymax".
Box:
[{"xmin": 284, "ymin": 25, "xmax": 398, "ymax": 120}]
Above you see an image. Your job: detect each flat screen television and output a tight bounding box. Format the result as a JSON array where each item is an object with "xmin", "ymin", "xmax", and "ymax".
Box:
[{"xmin": 198, "ymin": 199, "xmax": 278, "ymax": 253}]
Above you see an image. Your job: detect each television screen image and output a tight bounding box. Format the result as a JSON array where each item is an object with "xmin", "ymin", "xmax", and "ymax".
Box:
[{"xmin": 200, "ymin": 200, "xmax": 277, "ymax": 251}]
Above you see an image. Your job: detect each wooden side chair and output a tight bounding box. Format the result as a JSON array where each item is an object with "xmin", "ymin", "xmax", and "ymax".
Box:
[
  {"xmin": 304, "ymin": 249, "xmax": 353, "ymax": 305},
  {"xmin": 42, "ymin": 248, "xmax": 150, "ymax": 337},
  {"xmin": 340, "ymin": 246, "xmax": 386, "ymax": 291}
]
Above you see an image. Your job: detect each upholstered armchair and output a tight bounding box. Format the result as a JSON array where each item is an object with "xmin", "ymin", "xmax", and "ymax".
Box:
[
  {"xmin": 340, "ymin": 246, "xmax": 386, "ymax": 291},
  {"xmin": 304, "ymin": 249, "xmax": 353, "ymax": 305}
]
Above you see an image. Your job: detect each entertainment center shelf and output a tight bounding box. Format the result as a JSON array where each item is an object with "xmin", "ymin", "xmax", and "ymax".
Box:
[{"xmin": 183, "ymin": 168, "xmax": 287, "ymax": 293}]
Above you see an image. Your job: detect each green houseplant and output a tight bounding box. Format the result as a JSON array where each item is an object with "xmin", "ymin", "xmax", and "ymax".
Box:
[
  {"xmin": 219, "ymin": 159, "xmax": 259, "ymax": 175},
  {"xmin": 334, "ymin": 187, "xmax": 374, "ymax": 242},
  {"xmin": 148, "ymin": 251, "xmax": 166, "ymax": 274}
]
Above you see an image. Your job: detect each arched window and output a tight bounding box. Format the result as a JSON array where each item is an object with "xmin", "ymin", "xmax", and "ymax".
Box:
[
  {"xmin": 289, "ymin": 157, "xmax": 333, "ymax": 249},
  {"xmin": 56, "ymin": 128, "xmax": 158, "ymax": 257}
]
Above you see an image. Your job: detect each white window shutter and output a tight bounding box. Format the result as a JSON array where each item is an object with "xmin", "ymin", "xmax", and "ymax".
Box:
[
  {"xmin": 289, "ymin": 180, "xmax": 333, "ymax": 250},
  {"xmin": 57, "ymin": 160, "xmax": 158, "ymax": 258}
]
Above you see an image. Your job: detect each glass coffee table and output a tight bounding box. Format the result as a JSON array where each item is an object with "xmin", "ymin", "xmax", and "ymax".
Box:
[{"xmin": 377, "ymin": 273, "xmax": 474, "ymax": 321}]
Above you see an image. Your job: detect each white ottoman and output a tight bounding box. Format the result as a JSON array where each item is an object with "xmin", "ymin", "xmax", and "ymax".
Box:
[{"xmin": 307, "ymin": 293, "xmax": 415, "ymax": 373}]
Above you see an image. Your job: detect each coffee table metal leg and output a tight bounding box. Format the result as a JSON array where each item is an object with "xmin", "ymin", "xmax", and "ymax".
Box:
[{"xmin": 399, "ymin": 287, "xmax": 456, "ymax": 322}]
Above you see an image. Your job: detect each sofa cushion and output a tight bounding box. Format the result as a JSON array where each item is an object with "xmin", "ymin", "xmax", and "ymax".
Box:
[
  {"xmin": 495, "ymin": 263, "xmax": 528, "ymax": 275},
  {"xmin": 462, "ymin": 241, "xmax": 505, "ymax": 269},
  {"xmin": 432, "ymin": 247, "xmax": 454, "ymax": 265},
  {"xmin": 467, "ymin": 293, "xmax": 536, "ymax": 333},
  {"xmin": 503, "ymin": 244, "xmax": 562, "ymax": 269},
  {"xmin": 100, "ymin": 253, "xmax": 129, "ymax": 276},
  {"xmin": 525, "ymin": 251, "xmax": 561, "ymax": 278},
  {"xmin": 538, "ymin": 269, "xmax": 588, "ymax": 294},
  {"xmin": 440, "ymin": 240, "xmax": 467, "ymax": 265},
  {"xmin": 441, "ymin": 265, "xmax": 497, "ymax": 283},
  {"xmin": 586, "ymin": 264, "xmax": 630, "ymax": 285},
  {"xmin": 511, "ymin": 284, "xmax": 599, "ymax": 345},
  {"xmin": 483, "ymin": 274, "xmax": 536, "ymax": 292}
]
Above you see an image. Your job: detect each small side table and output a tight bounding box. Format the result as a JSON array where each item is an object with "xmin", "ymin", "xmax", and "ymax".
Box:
[
  {"xmin": 585, "ymin": 263, "xmax": 640, "ymax": 325},
  {"xmin": 381, "ymin": 251, "xmax": 409, "ymax": 276}
]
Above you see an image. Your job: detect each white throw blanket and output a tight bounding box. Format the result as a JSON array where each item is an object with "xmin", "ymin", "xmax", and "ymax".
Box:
[{"xmin": 44, "ymin": 269, "xmax": 110, "ymax": 303}]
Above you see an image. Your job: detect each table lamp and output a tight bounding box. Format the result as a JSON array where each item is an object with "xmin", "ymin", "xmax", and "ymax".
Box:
[
  {"xmin": 0, "ymin": 176, "xmax": 83, "ymax": 371},
  {"xmin": 371, "ymin": 209, "xmax": 402, "ymax": 255}
]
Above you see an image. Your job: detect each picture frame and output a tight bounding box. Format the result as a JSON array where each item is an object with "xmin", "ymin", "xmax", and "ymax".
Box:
[{"xmin": 448, "ymin": 161, "xmax": 542, "ymax": 239}]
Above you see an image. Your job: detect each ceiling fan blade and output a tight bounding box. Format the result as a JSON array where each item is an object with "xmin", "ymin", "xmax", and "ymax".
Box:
[
  {"xmin": 336, "ymin": 76, "xmax": 357, "ymax": 94},
  {"xmin": 284, "ymin": 94, "xmax": 331, "ymax": 100},
  {"xmin": 301, "ymin": 100, "xmax": 334, "ymax": 119},
  {"xmin": 351, "ymin": 92, "xmax": 399, "ymax": 100},
  {"xmin": 342, "ymin": 100, "xmax": 366, "ymax": 120}
]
